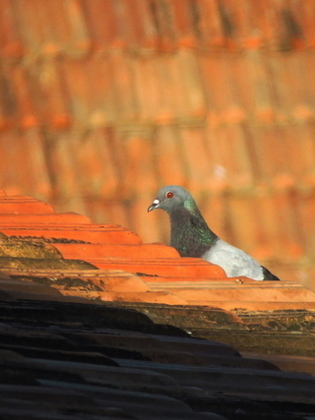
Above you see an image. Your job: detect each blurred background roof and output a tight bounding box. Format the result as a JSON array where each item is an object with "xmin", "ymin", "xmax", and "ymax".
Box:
[{"xmin": 0, "ymin": 0, "xmax": 315, "ymax": 283}]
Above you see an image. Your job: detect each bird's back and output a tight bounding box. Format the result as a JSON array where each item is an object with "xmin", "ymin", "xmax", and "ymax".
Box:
[{"xmin": 202, "ymin": 239, "xmax": 265, "ymax": 280}]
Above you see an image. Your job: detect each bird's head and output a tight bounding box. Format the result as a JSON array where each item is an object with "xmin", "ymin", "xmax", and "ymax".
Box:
[{"xmin": 147, "ymin": 185, "xmax": 193, "ymax": 214}]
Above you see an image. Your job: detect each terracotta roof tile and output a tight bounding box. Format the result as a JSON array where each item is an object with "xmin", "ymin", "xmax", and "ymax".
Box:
[
  {"xmin": 180, "ymin": 126, "xmax": 212, "ymax": 192},
  {"xmin": 106, "ymin": 51, "xmax": 138, "ymax": 120},
  {"xmin": 0, "ymin": 132, "xmax": 46, "ymax": 196},
  {"xmin": 13, "ymin": 0, "xmax": 90, "ymax": 56},
  {"xmin": 154, "ymin": 124, "xmax": 187, "ymax": 186},
  {"xmin": 0, "ymin": 223, "xmax": 142, "ymax": 244},
  {"xmin": 58, "ymin": 60, "xmax": 91, "ymax": 124},
  {"xmin": 174, "ymin": 50, "xmax": 207, "ymax": 116},
  {"xmin": 0, "ymin": 195, "xmax": 54, "ymax": 213},
  {"xmin": 82, "ymin": 0, "xmax": 118, "ymax": 48},
  {"xmin": 0, "ymin": 212, "xmax": 91, "ymax": 224},
  {"xmin": 132, "ymin": 0, "xmax": 169, "ymax": 51},
  {"xmin": 0, "ymin": 0, "xmax": 23, "ymax": 57},
  {"xmin": 132, "ymin": 57, "xmax": 165, "ymax": 121},
  {"xmin": 120, "ymin": 134, "xmax": 158, "ymax": 193},
  {"xmin": 167, "ymin": 0, "xmax": 196, "ymax": 44},
  {"xmin": 6, "ymin": 72, "xmax": 35, "ymax": 128},
  {"xmin": 200, "ymin": 55, "xmax": 233, "ymax": 115},
  {"xmin": 153, "ymin": 279, "xmax": 315, "ymax": 303},
  {"xmin": 10, "ymin": 0, "xmax": 43, "ymax": 54},
  {"xmin": 91, "ymin": 290, "xmax": 188, "ymax": 305},
  {"xmin": 195, "ymin": 0, "xmax": 225, "ymax": 48},
  {"xmin": 54, "ymin": 242, "xmax": 179, "ymax": 259},
  {"xmin": 62, "ymin": 129, "xmax": 119, "ymax": 199},
  {"xmin": 90, "ymin": 256, "xmax": 225, "ymax": 278}
]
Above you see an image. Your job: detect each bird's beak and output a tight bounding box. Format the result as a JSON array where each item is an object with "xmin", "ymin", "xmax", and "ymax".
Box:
[{"xmin": 147, "ymin": 199, "xmax": 160, "ymax": 212}]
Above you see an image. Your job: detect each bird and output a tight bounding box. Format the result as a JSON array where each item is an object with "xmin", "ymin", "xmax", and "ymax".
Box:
[{"xmin": 148, "ymin": 185, "xmax": 279, "ymax": 281}]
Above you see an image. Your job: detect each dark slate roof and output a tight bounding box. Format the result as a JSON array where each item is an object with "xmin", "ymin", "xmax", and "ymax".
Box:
[{"xmin": 1, "ymin": 294, "xmax": 315, "ymax": 420}]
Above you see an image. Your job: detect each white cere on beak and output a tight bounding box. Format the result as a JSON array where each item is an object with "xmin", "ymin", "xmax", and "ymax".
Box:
[{"xmin": 153, "ymin": 199, "xmax": 160, "ymax": 205}]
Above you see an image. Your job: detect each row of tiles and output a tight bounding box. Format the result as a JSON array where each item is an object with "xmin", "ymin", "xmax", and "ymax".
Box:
[
  {"xmin": 2, "ymin": 270, "xmax": 315, "ymax": 312},
  {"xmin": 1, "ymin": 0, "xmax": 315, "ymax": 56},
  {"xmin": 2, "ymin": 50, "xmax": 315, "ymax": 127},
  {"xmin": 4, "ymin": 121, "xmax": 315, "ymax": 199}
]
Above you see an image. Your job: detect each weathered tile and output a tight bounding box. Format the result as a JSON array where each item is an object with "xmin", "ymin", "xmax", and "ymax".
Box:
[
  {"xmin": 0, "ymin": 196, "xmax": 54, "ymax": 214},
  {"xmin": 92, "ymin": 256, "xmax": 226, "ymax": 278},
  {"xmin": 0, "ymin": 0, "xmax": 23, "ymax": 57},
  {"xmin": 0, "ymin": 223, "xmax": 142, "ymax": 244}
]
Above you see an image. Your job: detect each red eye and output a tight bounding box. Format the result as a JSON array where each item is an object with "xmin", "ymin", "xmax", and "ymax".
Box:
[{"xmin": 166, "ymin": 191, "xmax": 174, "ymax": 198}]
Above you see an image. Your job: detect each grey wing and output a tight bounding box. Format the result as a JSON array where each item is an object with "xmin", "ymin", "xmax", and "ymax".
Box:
[{"xmin": 202, "ymin": 239, "xmax": 264, "ymax": 280}]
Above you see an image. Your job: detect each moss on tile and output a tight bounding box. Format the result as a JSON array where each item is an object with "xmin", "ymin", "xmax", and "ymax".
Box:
[
  {"xmin": 0, "ymin": 233, "xmax": 66, "ymax": 259},
  {"xmin": 0, "ymin": 257, "xmax": 97, "ymax": 270},
  {"xmin": 8, "ymin": 235, "xmax": 91, "ymax": 244},
  {"xmin": 11, "ymin": 275, "xmax": 103, "ymax": 291}
]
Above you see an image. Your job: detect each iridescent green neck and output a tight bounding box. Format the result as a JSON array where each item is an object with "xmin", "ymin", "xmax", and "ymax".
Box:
[{"xmin": 169, "ymin": 205, "xmax": 218, "ymax": 258}]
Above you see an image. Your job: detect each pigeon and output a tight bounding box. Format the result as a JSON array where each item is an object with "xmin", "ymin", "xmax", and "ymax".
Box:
[{"xmin": 148, "ymin": 185, "xmax": 279, "ymax": 281}]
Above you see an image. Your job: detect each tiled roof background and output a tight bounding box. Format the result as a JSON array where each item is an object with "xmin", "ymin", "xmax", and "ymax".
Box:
[{"xmin": 1, "ymin": 0, "xmax": 315, "ymax": 282}]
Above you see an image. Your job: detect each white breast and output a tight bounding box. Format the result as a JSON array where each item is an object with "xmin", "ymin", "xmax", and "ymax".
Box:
[{"xmin": 202, "ymin": 239, "xmax": 264, "ymax": 281}]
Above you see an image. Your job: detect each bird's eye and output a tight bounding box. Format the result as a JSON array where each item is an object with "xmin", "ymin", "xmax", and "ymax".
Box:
[{"xmin": 166, "ymin": 191, "xmax": 174, "ymax": 198}]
